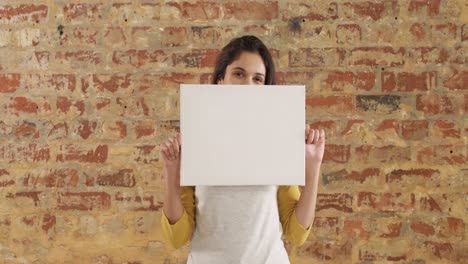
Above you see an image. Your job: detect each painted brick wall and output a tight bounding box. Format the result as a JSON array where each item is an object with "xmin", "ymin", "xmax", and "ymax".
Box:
[{"xmin": 0, "ymin": 0, "xmax": 466, "ymax": 263}]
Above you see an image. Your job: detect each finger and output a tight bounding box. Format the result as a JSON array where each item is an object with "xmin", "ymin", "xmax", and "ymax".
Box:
[
  {"xmin": 305, "ymin": 124, "xmax": 310, "ymax": 139},
  {"xmin": 307, "ymin": 129, "xmax": 314, "ymax": 144},
  {"xmin": 160, "ymin": 144, "xmax": 170, "ymax": 160},
  {"xmin": 319, "ymin": 128, "xmax": 325, "ymax": 142},
  {"xmin": 313, "ymin": 129, "xmax": 320, "ymax": 144},
  {"xmin": 176, "ymin": 132, "xmax": 182, "ymax": 147},
  {"xmin": 164, "ymin": 141, "xmax": 174, "ymax": 159},
  {"xmin": 170, "ymin": 137, "xmax": 179, "ymax": 157}
]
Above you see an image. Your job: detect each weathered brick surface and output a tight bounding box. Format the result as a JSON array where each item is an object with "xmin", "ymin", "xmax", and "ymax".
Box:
[{"xmin": 0, "ymin": 1, "xmax": 466, "ymax": 263}]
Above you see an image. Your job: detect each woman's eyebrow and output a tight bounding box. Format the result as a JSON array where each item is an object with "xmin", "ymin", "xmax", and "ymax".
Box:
[{"xmin": 232, "ymin": 67, "xmax": 246, "ymax": 72}]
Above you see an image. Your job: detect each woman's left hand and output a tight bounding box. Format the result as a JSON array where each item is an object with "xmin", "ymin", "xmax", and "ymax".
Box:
[{"xmin": 305, "ymin": 124, "xmax": 325, "ymax": 171}]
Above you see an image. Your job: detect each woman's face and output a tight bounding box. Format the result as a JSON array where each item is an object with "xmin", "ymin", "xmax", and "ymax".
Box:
[{"xmin": 217, "ymin": 51, "xmax": 266, "ymax": 85}]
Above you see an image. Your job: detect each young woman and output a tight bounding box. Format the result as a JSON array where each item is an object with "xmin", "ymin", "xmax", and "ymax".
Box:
[{"xmin": 160, "ymin": 35, "xmax": 325, "ymax": 263}]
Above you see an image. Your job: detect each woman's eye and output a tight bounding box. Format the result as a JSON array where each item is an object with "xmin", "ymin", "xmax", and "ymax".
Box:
[{"xmin": 234, "ymin": 72, "xmax": 243, "ymax": 77}]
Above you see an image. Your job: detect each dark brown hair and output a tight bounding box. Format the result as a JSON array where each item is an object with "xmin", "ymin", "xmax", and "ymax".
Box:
[{"xmin": 211, "ymin": 35, "xmax": 276, "ymax": 85}]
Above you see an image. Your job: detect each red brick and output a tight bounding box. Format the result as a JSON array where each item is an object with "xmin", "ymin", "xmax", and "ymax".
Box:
[
  {"xmin": 289, "ymin": 48, "xmax": 345, "ymax": 67},
  {"xmin": 416, "ymin": 145, "xmax": 466, "ymax": 165},
  {"xmin": 419, "ymin": 195, "xmax": 442, "ymax": 212},
  {"xmin": 411, "ymin": 221, "xmax": 435, "ymax": 236},
  {"xmin": 0, "ymin": 4, "xmax": 48, "ymax": 24},
  {"xmin": 75, "ymin": 119, "xmax": 98, "ymax": 140},
  {"xmin": 191, "ymin": 26, "xmax": 222, "ymax": 47},
  {"xmin": 56, "ymin": 96, "xmax": 85, "ymax": 116},
  {"xmin": 114, "ymin": 191, "xmax": 163, "ymax": 211},
  {"xmin": 411, "ymin": 47, "xmax": 450, "ymax": 64},
  {"xmin": 379, "ymin": 222, "xmax": 402, "ymax": 238},
  {"xmin": 0, "ymin": 74, "xmax": 20, "ymax": 93},
  {"xmin": 297, "ymin": 240, "xmax": 352, "ymax": 260},
  {"xmin": 102, "ymin": 27, "xmax": 127, "ymax": 47},
  {"xmin": 134, "ymin": 120, "xmax": 156, "ymax": 139},
  {"xmin": 102, "ymin": 120, "xmax": 127, "ymax": 139},
  {"xmin": 382, "ymin": 72, "xmax": 436, "ymax": 92},
  {"xmin": 323, "ymin": 144, "xmax": 351, "ymax": 163},
  {"xmin": 444, "ymin": 70, "xmax": 468, "ymax": 90},
  {"xmin": 6, "ymin": 191, "xmax": 42, "ymax": 206},
  {"xmin": 432, "ymin": 23, "xmax": 457, "ymax": 41},
  {"xmin": 336, "ymin": 24, "xmax": 361, "ymax": 44},
  {"xmin": 432, "ymin": 120, "xmax": 461, "ymax": 138},
  {"xmin": 416, "ymin": 94, "xmax": 463, "ymax": 115},
  {"xmin": 112, "ymin": 49, "xmax": 167, "ymax": 68},
  {"xmin": 72, "ymin": 27, "xmax": 99, "ymax": 45},
  {"xmin": 116, "ymin": 96, "xmax": 150, "ymax": 117},
  {"xmin": 342, "ymin": 1, "xmax": 399, "ymax": 20},
  {"xmin": 312, "ymin": 217, "xmax": 339, "ymax": 238},
  {"xmin": 437, "ymin": 217, "xmax": 465, "ymax": 238},
  {"xmin": 8, "ymin": 97, "xmax": 38, "ymax": 114},
  {"xmin": 316, "ymin": 193, "xmax": 353, "ymax": 212},
  {"xmin": 96, "ymin": 97, "xmax": 111, "ymax": 110},
  {"xmin": 82, "ymin": 74, "xmax": 132, "ymax": 93},
  {"xmin": 323, "ymin": 71, "xmax": 375, "ymax": 91},
  {"xmin": 359, "ymin": 247, "xmax": 406, "ymax": 261},
  {"xmin": 282, "ymin": 2, "xmax": 338, "ymax": 21},
  {"xmin": 401, "ymin": 120, "xmax": 429, "ymax": 140},
  {"xmin": 55, "ymin": 51, "xmax": 101, "ymax": 67},
  {"xmin": 310, "ymin": 120, "xmax": 337, "ymax": 136},
  {"xmin": 0, "ymin": 169, "xmax": 14, "ymax": 187},
  {"xmin": 167, "ymin": 2, "xmax": 221, "ymax": 21},
  {"xmin": 344, "ymin": 220, "xmax": 369, "ymax": 239},
  {"xmin": 408, "ymin": 0, "xmax": 441, "ymax": 16},
  {"xmin": 42, "ymin": 213, "xmax": 56, "ymax": 233},
  {"xmin": 341, "ymin": 119, "xmax": 365, "ymax": 136},
  {"xmin": 14, "ymin": 121, "xmax": 39, "ymax": 139},
  {"xmin": 172, "ymin": 49, "xmax": 219, "ymax": 68},
  {"xmin": 322, "ymin": 168, "xmax": 380, "ymax": 185},
  {"xmin": 409, "ymin": 23, "xmax": 428, "ymax": 41},
  {"xmin": 23, "ymin": 168, "xmax": 79, "ymax": 188},
  {"xmin": 139, "ymin": 73, "xmax": 198, "ymax": 91},
  {"xmin": 423, "ymin": 241, "xmax": 454, "ymax": 259},
  {"xmin": 462, "ymin": 24, "xmax": 468, "ymax": 41},
  {"xmin": 385, "ymin": 168, "xmax": 440, "ymax": 183},
  {"xmin": 134, "ymin": 145, "xmax": 158, "ymax": 164},
  {"xmin": 48, "ymin": 122, "xmax": 68, "ymax": 140},
  {"xmin": 62, "ymin": 3, "xmax": 104, "ymax": 22},
  {"xmin": 358, "ymin": 192, "xmax": 415, "ymax": 212},
  {"xmin": 0, "ymin": 143, "xmax": 50, "ymax": 163},
  {"xmin": 348, "ymin": 47, "xmax": 405, "ymax": 66},
  {"xmin": 354, "ymin": 145, "xmax": 411, "ymax": 163},
  {"xmin": 307, "ymin": 95, "xmax": 353, "ymax": 112},
  {"xmin": 58, "ymin": 192, "xmax": 111, "ymax": 210},
  {"xmin": 95, "ymin": 169, "xmax": 135, "ymax": 187},
  {"xmin": 23, "ymin": 74, "xmax": 76, "ymax": 93},
  {"xmin": 224, "ymin": 1, "xmax": 278, "ymax": 20},
  {"xmin": 56, "ymin": 144, "xmax": 108, "ymax": 163},
  {"xmin": 275, "ymin": 72, "xmax": 314, "ymax": 88},
  {"xmin": 161, "ymin": 27, "xmax": 188, "ymax": 47}
]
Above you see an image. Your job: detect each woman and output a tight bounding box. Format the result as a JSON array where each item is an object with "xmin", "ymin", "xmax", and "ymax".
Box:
[{"xmin": 160, "ymin": 35, "xmax": 325, "ymax": 263}]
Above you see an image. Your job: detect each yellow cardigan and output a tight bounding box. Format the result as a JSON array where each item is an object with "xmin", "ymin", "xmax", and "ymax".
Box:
[{"xmin": 161, "ymin": 185, "xmax": 312, "ymax": 249}]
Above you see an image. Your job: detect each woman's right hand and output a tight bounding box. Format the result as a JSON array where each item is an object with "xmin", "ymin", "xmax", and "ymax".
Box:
[{"xmin": 159, "ymin": 132, "xmax": 182, "ymax": 174}]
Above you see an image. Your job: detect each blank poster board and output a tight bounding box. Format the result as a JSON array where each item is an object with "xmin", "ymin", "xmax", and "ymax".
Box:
[{"xmin": 180, "ymin": 84, "xmax": 305, "ymax": 186}]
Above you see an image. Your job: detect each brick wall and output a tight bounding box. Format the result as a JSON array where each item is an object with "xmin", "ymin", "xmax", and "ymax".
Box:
[{"xmin": 0, "ymin": 1, "xmax": 466, "ymax": 263}]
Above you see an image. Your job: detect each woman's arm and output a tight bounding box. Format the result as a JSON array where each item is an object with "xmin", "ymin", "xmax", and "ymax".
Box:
[
  {"xmin": 295, "ymin": 166, "xmax": 320, "ymax": 229},
  {"xmin": 163, "ymin": 168, "xmax": 184, "ymax": 224}
]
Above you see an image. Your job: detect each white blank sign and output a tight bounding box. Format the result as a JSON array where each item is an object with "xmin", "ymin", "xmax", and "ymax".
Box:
[{"xmin": 180, "ymin": 84, "xmax": 305, "ymax": 186}]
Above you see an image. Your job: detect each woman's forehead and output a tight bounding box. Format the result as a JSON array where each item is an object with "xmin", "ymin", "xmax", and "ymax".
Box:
[{"xmin": 229, "ymin": 51, "xmax": 266, "ymax": 74}]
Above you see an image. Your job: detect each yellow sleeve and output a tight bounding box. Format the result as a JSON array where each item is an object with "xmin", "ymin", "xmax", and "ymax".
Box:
[
  {"xmin": 277, "ymin": 185, "xmax": 312, "ymax": 246},
  {"xmin": 160, "ymin": 186, "xmax": 195, "ymax": 249}
]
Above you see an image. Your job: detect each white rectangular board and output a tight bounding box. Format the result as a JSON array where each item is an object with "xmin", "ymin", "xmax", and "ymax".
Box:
[{"xmin": 179, "ymin": 84, "xmax": 305, "ymax": 186}]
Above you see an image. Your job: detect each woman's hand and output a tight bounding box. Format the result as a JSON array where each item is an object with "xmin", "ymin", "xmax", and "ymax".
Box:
[
  {"xmin": 159, "ymin": 132, "xmax": 182, "ymax": 174},
  {"xmin": 305, "ymin": 124, "xmax": 325, "ymax": 170}
]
